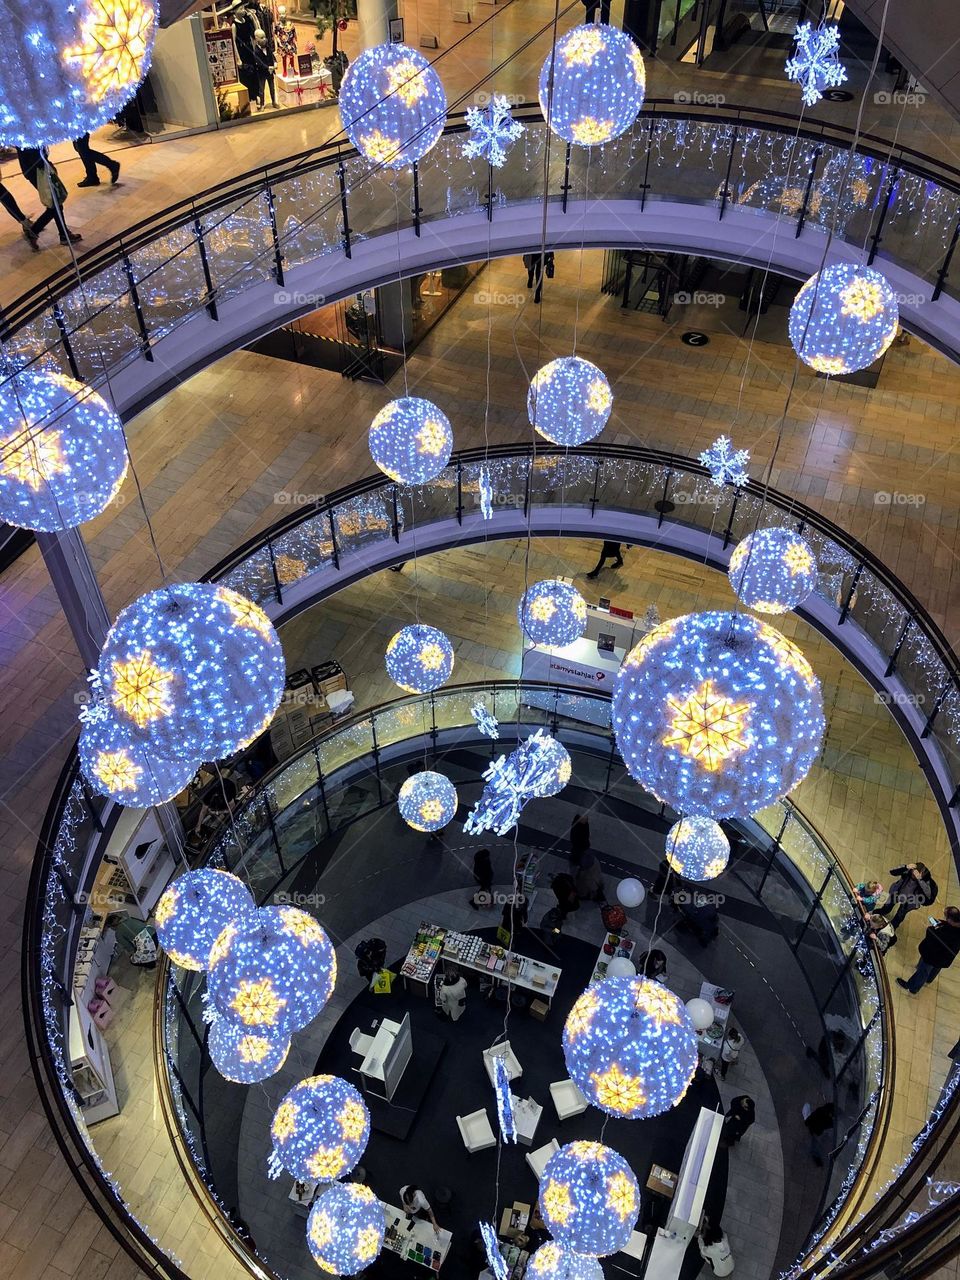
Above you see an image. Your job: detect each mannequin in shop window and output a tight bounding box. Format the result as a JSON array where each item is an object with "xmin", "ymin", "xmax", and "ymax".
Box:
[
  {"xmin": 277, "ymin": 5, "xmax": 298, "ymax": 77},
  {"xmin": 251, "ymin": 28, "xmax": 277, "ymax": 109}
]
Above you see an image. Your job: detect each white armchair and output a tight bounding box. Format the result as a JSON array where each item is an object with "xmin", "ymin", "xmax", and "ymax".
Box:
[
  {"xmin": 549, "ymin": 1078, "xmax": 589, "ymax": 1121},
  {"xmin": 526, "ymin": 1138, "xmax": 560, "ymax": 1180},
  {"xmin": 457, "ymin": 1109, "xmax": 497, "ymax": 1153},
  {"xmin": 483, "ymin": 1040, "xmax": 522, "ymax": 1085},
  {"xmin": 350, "ymin": 1028, "xmax": 374, "ymax": 1057}
]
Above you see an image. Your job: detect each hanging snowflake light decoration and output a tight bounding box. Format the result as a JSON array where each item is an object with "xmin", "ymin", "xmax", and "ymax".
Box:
[
  {"xmin": 208, "ymin": 1017, "xmax": 290, "ymax": 1085},
  {"xmin": 98, "ymin": 582, "xmax": 285, "ymax": 763},
  {"xmin": 611, "ymin": 611, "xmax": 825, "ymax": 819},
  {"xmin": 519, "ymin": 579, "xmax": 588, "ymax": 647},
  {"xmin": 269, "ymin": 1075, "xmax": 370, "ymax": 1181},
  {"xmin": 665, "ymin": 817, "xmax": 730, "ymax": 881},
  {"xmin": 471, "ymin": 701, "xmax": 500, "ymax": 739},
  {"xmin": 398, "ymin": 770, "xmax": 458, "ymax": 832},
  {"xmin": 339, "ymin": 43, "xmax": 446, "ymax": 169},
  {"xmin": 789, "ymin": 263, "xmax": 899, "ymax": 375},
  {"xmin": 494, "ymin": 1054, "xmax": 517, "ymax": 1143},
  {"xmin": 480, "ymin": 1222, "xmax": 509, "ymax": 1280},
  {"xmin": 0, "ymin": 370, "xmax": 128, "ymax": 532},
  {"xmin": 728, "ymin": 526, "xmax": 818, "ymax": 614},
  {"xmin": 699, "ymin": 435, "xmax": 750, "ymax": 488},
  {"xmin": 79, "ymin": 703, "xmax": 198, "ymax": 809},
  {"xmin": 0, "ymin": 0, "xmax": 156, "ymax": 149},
  {"xmin": 539, "ymin": 24, "xmax": 646, "ymax": 146},
  {"xmin": 479, "ymin": 464, "xmax": 494, "ymax": 520},
  {"xmin": 463, "ymin": 94, "xmax": 524, "ymax": 167},
  {"xmin": 465, "ymin": 729, "xmax": 572, "ymax": 836},
  {"xmin": 207, "ymin": 906, "xmax": 337, "ymax": 1036},
  {"xmin": 368, "ymin": 397, "xmax": 454, "ymax": 485},
  {"xmin": 539, "ymin": 1141, "xmax": 640, "ymax": 1255},
  {"xmin": 155, "ymin": 868, "xmax": 256, "ymax": 971},
  {"xmin": 563, "ymin": 976, "xmax": 698, "ymax": 1119},
  {"xmin": 528, "ymin": 357, "xmax": 613, "ymax": 446},
  {"xmin": 528, "ymin": 1242, "xmax": 604, "ymax": 1280},
  {"xmin": 306, "ymin": 1183, "xmax": 385, "ymax": 1276},
  {"xmin": 385, "ymin": 624, "xmax": 455, "ymax": 693},
  {"xmin": 785, "ymin": 22, "xmax": 846, "ymax": 107}
]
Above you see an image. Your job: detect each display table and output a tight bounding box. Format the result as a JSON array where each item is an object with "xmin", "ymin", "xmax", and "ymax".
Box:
[
  {"xmin": 276, "ymin": 67, "xmax": 333, "ymax": 107},
  {"xmin": 695, "ymin": 980, "xmax": 734, "ymax": 1060},
  {"xmin": 382, "ymin": 1202, "xmax": 452, "ymax": 1270},
  {"xmin": 288, "ymin": 1179, "xmax": 324, "ymax": 1216},
  {"xmin": 400, "ymin": 922, "xmax": 446, "ymax": 995},
  {"xmin": 441, "ymin": 929, "xmax": 562, "ymax": 1006},
  {"xmin": 512, "ymin": 1097, "xmax": 543, "ymax": 1146},
  {"xmin": 589, "ymin": 930, "xmax": 636, "ymax": 983}
]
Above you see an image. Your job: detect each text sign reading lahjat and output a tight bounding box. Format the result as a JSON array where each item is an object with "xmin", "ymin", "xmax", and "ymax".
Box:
[{"xmin": 548, "ymin": 655, "xmax": 610, "ymax": 688}]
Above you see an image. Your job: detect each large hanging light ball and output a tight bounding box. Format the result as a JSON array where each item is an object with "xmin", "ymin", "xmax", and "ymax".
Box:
[
  {"xmin": 339, "ymin": 43, "xmax": 446, "ymax": 169},
  {"xmin": 563, "ymin": 976, "xmax": 698, "ymax": 1119},
  {"xmin": 155, "ymin": 868, "xmax": 255, "ymax": 971},
  {"xmin": 398, "ymin": 771, "xmax": 458, "ymax": 832},
  {"xmin": 1, "ymin": 0, "xmax": 156, "ymax": 149},
  {"xmin": 519, "ymin": 579, "xmax": 588, "ymax": 647},
  {"xmin": 208, "ymin": 1017, "xmax": 290, "ymax": 1085},
  {"xmin": 539, "ymin": 1141, "xmax": 640, "ymax": 1255},
  {"xmin": 368, "ymin": 397, "xmax": 453, "ymax": 485},
  {"xmin": 307, "ymin": 1183, "xmax": 386, "ymax": 1276},
  {"xmin": 98, "ymin": 582, "xmax": 286, "ymax": 763},
  {"xmin": 0, "ymin": 370, "xmax": 128, "ymax": 531},
  {"xmin": 539, "ymin": 24, "xmax": 646, "ymax": 147},
  {"xmin": 207, "ymin": 906, "xmax": 337, "ymax": 1036},
  {"xmin": 528, "ymin": 1242, "xmax": 604, "ymax": 1280},
  {"xmin": 269, "ymin": 1075, "xmax": 370, "ymax": 1182},
  {"xmin": 611, "ymin": 611, "xmax": 825, "ymax": 819},
  {"xmin": 789, "ymin": 263, "xmax": 899, "ymax": 375},
  {"xmin": 665, "ymin": 817, "xmax": 730, "ymax": 882},
  {"xmin": 79, "ymin": 707, "xmax": 197, "ymax": 809},
  {"xmin": 527, "ymin": 357, "xmax": 613, "ymax": 446},
  {"xmin": 729, "ymin": 527, "xmax": 818, "ymax": 615},
  {"xmin": 385, "ymin": 624, "xmax": 454, "ymax": 693}
]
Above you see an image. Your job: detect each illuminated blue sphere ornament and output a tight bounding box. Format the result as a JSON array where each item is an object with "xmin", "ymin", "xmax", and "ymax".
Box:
[
  {"xmin": 0, "ymin": 370, "xmax": 128, "ymax": 531},
  {"xmin": 269, "ymin": 1075, "xmax": 370, "ymax": 1181},
  {"xmin": 79, "ymin": 704, "xmax": 198, "ymax": 808},
  {"xmin": 155, "ymin": 869, "xmax": 255, "ymax": 971},
  {"xmin": 207, "ymin": 906, "xmax": 337, "ymax": 1036},
  {"xmin": 789, "ymin": 263, "xmax": 898, "ymax": 375},
  {"xmin": 527, "ymin": 357, "xmax": 613, "ymax": 446},
  {"xmin": 519, "ymin": 579, "xmax": 588, "ymax": 646},
  {"xmin": 563, "ymin": 976, "xmax": 698, "ymax": 1119},
  {"xmin": 208, "ymin": 1017, "xmax": 290, "ymax": 1084},
  {"xmin": 307, "ymin": 1183, "xmax": 385, "ymax": 1276},
  {"xmin": 666, "ymin": 817, "xmax": 730, "ymax": 882},
  {"xmin": 612, "ymin": 611, "xmax": 825, "ymax": 819},
  {"xmin": 98, "ymin": 582, "xmax": 285, "ymax": 763},
  {"xmin": 539, "ymin": 24, "xmax": 645, "ymax": 147},
  {"xmin": 339, "ymin": 43, "xmax": 446, "ymax": 169},
  {"xmin": 398, "ymin": 770, "xmax": 458, "ymax": 832},
  {"xmin": 368, "ymin": 397, "xmax": 453, "ymax": 485},
  {"xmin": 539, "ymin": 1141, "xmax": 640, "ymax": 1255},
  {"xmin": 0, "ymin": 0, "xmax": 156, "ymax": 149},
  {"xmin": 385, "ymin": 624, "xmax": 454, "ymax": 693},
  {"xmin": 728, "ymin": 526, "xmax": 818, "ymax": 614},
  {"xmin": 528, "ymin": 1243, "xmax": 604, "ymax": 1280}
]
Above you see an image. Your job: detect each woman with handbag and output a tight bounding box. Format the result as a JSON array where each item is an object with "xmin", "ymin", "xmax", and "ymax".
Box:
[{"xmin": 16, "ymin": 147, "xmax": 81, "ymax": 245}]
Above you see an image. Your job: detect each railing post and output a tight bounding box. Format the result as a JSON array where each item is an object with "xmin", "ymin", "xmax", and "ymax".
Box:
[
  {"xmin": 328, "ymin": 506, "xmax": 340, "ymax": 570},
  {"xmin": 866, "ymin": 165, "xmax": 898, "ymax": 267},
  {"xmin": 193, "ymin": 216, "xmax": 219, "ymax": 321},
  {"xmin": 337, "ymin": 159, "xmax": 352, "ymax": 259},
  {"xmin": 561, "ymin": 142, "xmax": 572, "ymax": 213},
  {"xmin": 838, "ymin": 559, "xmax": 865, "ymax": 624},
  {"xmin": 795, "ymin": 145, "xmax": 822, "ymax": 238},
  {"xmin": 794, "ymin": 866, "xmax": 832, "ymax": 950},
  {"xmin": 757, "ymin": 809, "xmax": 789, "ymax": 895},
  {"xmin": 266, "ymin": 540, "xmax": 284, "ymax": 605},
  {"xmin": 312, "ymin": 743, "xmax": 332, "ymax": 833},
  {"xmin": 656, "ymin": 471, "xmax": 671, "ymax": 527},
  {"xmin": 921, "ymin": 678, "xmax": 953, "ymax": 739},
  {"xmin": 456, "ymin": 460, "xmax": 464, "ymax": 525},
  {"xmin": 590, "ymin": 457, "xmax": 601, "ymax": 516},
  {"xmin": 412, "ymin": 162, "xmax": 422, "ymax": 237},
  {"xmin": 523, "ymin": 461, "xmax": 532, "ymax": 519},
  {"xmin": 391, "ymin": 484, "xmax": 400, "ymax": 542},
  {"xmin": 121, "ymin": 251, "xmax": 154, "ymax": 362},
  {"xmin": 722, "ymin": 488, "xmax": 740, "ymax": 548},
  {"xmin": 485, "ymin": 165, "xmax": 494, "ymax": 224},
  {"xmin": 639, "ymin": 113, "xmax": 654, "ymax": 213},
  {"xmin": 884, "ymin": 614, "xmax": 913, "ymax": 677},
  {"xmin": 265, "ymin": 181, "xmax": 285, "ymax": 286},
  {"xmin": 933, "ymin": 212, "xmax": 960, "ymax": 302},
  {"xmin": 51, "ymin": 300, "xmax": 82, "ymax": 381},
  {"xmin": 718, "ymin": 123, "xmax": 739, "ymax": 221}
]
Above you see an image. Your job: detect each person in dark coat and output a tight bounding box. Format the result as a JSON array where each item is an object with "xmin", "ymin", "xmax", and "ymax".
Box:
[
  {"xmin": 719, "ymin": 1095, "xmax": 755, "ymax": 1147},
  {"xmin": 570, "ymin": 813, "xmax": 590, "ymax": 866},
  {"xmin": 16, "ymin": 147, "xmax": 81, "ymax": 244},
  {"xmin": 880, "ymin": 862, "xmax": 938, "ymax": 931},
  {"xmin": 470, "ymin": 848, "xmax": 494, "ymax": 908},
  {"xmin": 1, "ymin": 181, "xmax": 39, "ymax": 249},
  {"xmin": 586, "ymin": 540, "xmax": 624, "ymax": 579},
  {"xmin": 73, "ymin": 133, "xmax": 120, "ymax": 186},
  {"xmin": 582, "ymin": 0, "xmax": 612, "ymax": 21},
  {"xmin": 551, "ymin": 872, "xmax": 580, "ymax": 919},
  {"xmin": 897, "ymin": 907, "xmax": 960, "ymax": 994},
  {"xmin": 634, "ymin": 948, "xmax": 667, "ymax": 981},
  {"xmin": 522, "ymin": 251, "xmax": 554, "ymax": 303}
]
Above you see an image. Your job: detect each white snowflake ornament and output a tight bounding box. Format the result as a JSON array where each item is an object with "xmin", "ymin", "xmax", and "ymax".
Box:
[
  {"xmin": 463, "ymin": 95, "xmax": 524, "ymax": 168},
  {"xmin": 785, "ymin": 22, "xmax": 846, "ymax": 107},
  {"xmin": 699, "ymin": 435, "xmax": 750, "ymax": 487}
]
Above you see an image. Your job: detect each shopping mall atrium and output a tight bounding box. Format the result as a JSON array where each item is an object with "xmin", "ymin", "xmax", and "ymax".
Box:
[{"xmin": 4, "ymin": 1, "xmax": 960, "ymax": 1279}]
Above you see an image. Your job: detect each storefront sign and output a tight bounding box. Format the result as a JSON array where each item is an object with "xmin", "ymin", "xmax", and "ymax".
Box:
[
  {"xmin": 548, "ymin": 655, "xmax": 610, "ymax": 687},
  {"xmin": 205, "ymin": 29, "xmax": 238, "ymax": 87}
]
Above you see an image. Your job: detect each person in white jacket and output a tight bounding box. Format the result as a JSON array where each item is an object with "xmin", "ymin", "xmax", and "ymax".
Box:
[
  {"xmin": 438, "ymin": 968, "xmax": 468, "ymax": 1022},
  {"xmin": 698, "ymin": 1219, "xmax": 735, "ymax": 1276}
]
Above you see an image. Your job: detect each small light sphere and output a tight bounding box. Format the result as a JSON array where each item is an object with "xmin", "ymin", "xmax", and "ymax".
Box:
[
  {"xmin": 606, "ymin": 956, "xmax": 636, "ymax": 979},
  {"xmin": 563, "ymin": 976, "xmax": 699, "ymax": 1120},
  {"xmin": 155, "ymin": 868, "xmax": 256, "ymax": 971},
  {"xmin": 208, "ymin": 1018, "xmax": 290, "ymax": 1084},
  {"xmin": 307, "ymin": 1182, "xmax": 385, "ymax": 1275},
  {"xmin": 612, "ymin": 610, "xmax": 825, "ymax": 819},
  {"xmin": 665, "ymin": 817, "xmax": 730, "ymax": 882},
  {"xmin": 98, "ymin": 582, "xmax": 285, "ymax": 763},
  {"xmin": 385, "ymin": 624, "xmax": 454, "ymax": 693},
  {"xmin": 368, "ymin": 396, "xmax": 453, "ymax": 485},
  {"xmin": 728, "ymin": 527, "xmax": 818, "ymax": 614},
  {"xmin": 339, "ymin": 43, "xmax": 446, "ymax": 168},
  {"xmin": 398, "ymin": 770, "xmax": 458, "ymax": 832},
  {"xmin": 540, "ymin": 1140, "xmax": 641, "ymax": 1255},
  {"xmin": 1, "ymin": 0, "xmax": 156, "ymax": 149},
  {"xmin": 685, "ymin": 998, "xmax": 715, "ymax": 1032},
  {"xmin": 207, "ymin": 906, "xmax": 337, "ymax": 1036},
  {"xmin": 0, "ymin": 370, "xmax": 128, "ymax": 531},
  {"xmin": 519, "ymin": 579, "xmax": 588, "ymax": 646},
  {"xmin": 539, "ymin": 24, "xmax": 646, "ymax": 147},
  {"xmin": 789, "ymin": 263, "xmax": 899, "ymax": 375},
  {"xmin": 616, "ymin": 877, "xmax": 646, "ymax": 908},
  {"xmin": 528, "ymin": 1242, "xmax": 604, "ymax": 1280},
  {"xmin": 79, "ymin": 708, "xmax": 197, "ymax": 808},
  {"xmin": 527, "ymin": 357, "xmax": 613, "ymax": 446},
  {"xmin": 269, "ymin": 1075, "xmax": 370, "ymax": 1182}
]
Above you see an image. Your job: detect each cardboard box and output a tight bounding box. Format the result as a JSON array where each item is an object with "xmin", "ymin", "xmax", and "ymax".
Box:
[{"xmin": 529, "ymin": 998, "xmax": 549, "ymax": 1021}]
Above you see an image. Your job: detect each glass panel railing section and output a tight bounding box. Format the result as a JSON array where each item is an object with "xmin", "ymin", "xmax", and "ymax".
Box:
[
  {"xmin": 647, "ymin": 118, "xmax": 731, "ymax": 207},
  {"xmin": 130, "ymin": 225, "xmax": 208, "ymax": 343},
  {"xmin": 495, "ymin": 123, "xmax": 548, "ymax": 208},
  {"xmin": 1, "ymin": 310, "xmax": 68, "ymax": 377},
  {"xmin": 374, "ymin": 696, "xmax": 434, "ymax": 751},
  {"xmin": 333, "ymin": 490, "xmax": 395, "ymax": 558},
  {"xmin": 271, "ymin": 745, "xmax": 320, "ymax": 813},
  {"xmin": 934, "ymin": 691, "xmax": 960, "ymax": 791},
  {"xmin": 200, "ymin": 194, "xmax": 276, "ymax": 305},
  {"xmin": 882, "ymin": 173, "xmax": 960, "ymax": 290},
  {"xmin": 895, "ymin": 622, "xmax": 950, "ymax": 718},
  {"xmin": 274, "ymin": 165, "xmax": 344, "ymax": 270},
  {"xmin": 594, "ymin": 454, "xmax": 661, "ymax": 513},
  {"xmin": 398, "ymin": 469, "xmax": 459, "ymax": 528},
  {"xmin": 804, "ymin": 528, "xmax": 859, "ymax": 611},
  {"xmin": 271, "ymin": 515, "xmax": 335, "ymax": 588},
  {"xmin": 846, "ymin": 569, "xmax": 909, "ymax": 665},
  {"xmin": 342, "ymin": 154, "xmax": 414, "ymax": 244},
  {"xmin": 590, "ymin": 123, "xmax": 650, "ymax": 201},
  {"xmin": 781, "ymin": 811, "xmax": 832, "ymax": 892},
  {"xmin": 318, "ymin": 713, "xmax": 376, "ymax": 776},
  {"xmin": 734, "ymin": 133, "xmax": 821, "ymax": 223},
  {"xmin": 528, "ymin": 453, "xmax": 597, "ymax": 509},
  {"xmin": 215, "ymin": 546, "xmax": 278, "ymax": 606},
  {"xmin": 417, "ymin": 133, "xmax": 486, "ymax": 223},
  {"xmin": 56, "ymin": 262, "xmax": 143, "ymax": 382}
]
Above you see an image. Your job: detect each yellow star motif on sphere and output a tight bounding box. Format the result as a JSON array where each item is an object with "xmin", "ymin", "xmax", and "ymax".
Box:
[
  {"xmin": 590, "ymin": 1062, "xmax": 647, "ymax": 1115},
  {"xmin": 557, "ymin": 757, "xmax": 572, "ymax": 786},
  {"xmin": 561, "ymin": 26, "xmax": 605, "ymax": 65},
  {"xmin": 353, "ymin": 1185, "xmax": 376, "ymax": 1204},
  {"xmin": 272, "ymin": 1100, "xmax": 297, "ymax": 1143},
  {"xmin": 606, "ymin": 1170, "xmax": 638, "ymax": 1222},
  {"xmin": 419, "ymin": 798, "xmax": 444, "ymax": 824},
  {"xmin": 166, "ymin": 949, "xmax": 195, "ymax": 968},
  {"xmin": 0, "ymin": 428, "xmax": 67, "ymax": 491},
  {"xmin": 808, "ymin": 354, "xmax": 849, "ymax": 375},
  {"xmin": 229, "ymin": 977, "xmax": 287, "ymax": 1027},
  {"xmin": 633, "ymin": 979, "xmax": 684, "ymax": 1025},
  {"xmin": 208, "ymin": 923, "xmax": 237, "ymax": 968},
  {"xmin": 154, "ymin": 887, "xmax": 177, "ymax": 927},
  {"xmin": 307, "ymin": 1145, "xmax": 347, "ymax": 1180},
  {"xmin": 282, "ymin": 908, "xmax": 326, "ymax": 948},
  {"xmin": 384, "ymin": 58, "xmax": 428, "ymax": 107},
  {"xmin": 756, "ymin": 623, "xmax": 817, "ymax": 689},
  {"xmin": 571, "ymin": 116, "xmax": 615, "ymax": 145},
  {"xmin": 624, "ymin": 619, "xmax": 677, "ymax": 669},
  {"xmin": 339, "ymin": 1098, "xmax": 368, "ymax": 1142},
  {"xmin": 663, "ymin": 679, "xmax": 750, "ymax": 772},
  {"xmin": 530, "ymin": 596, "xmax": 558, "ymax": 623},
  {"xmin": 62, "ymin": 0, "xmax": 155, "ymax": 102},
  {"xmin": 110, "ymin": 650, "xmax": 175, "ymax": 728},
  {"xmin": 586, "ymin": 378, "xmax": 612, "ymax": 414},
  {"xmin": 219, "ymin": 587, "xmax": 273, "ymax": 639},
  {"xmin": 533, "ymin": 1243, "xmax": 562, "ymax": 1273},
  {"xmin": 569, "ymin": 1140, "xmax": 603, "ymax": 1158},
  {"xmin": 542, "ymin": 1179, "xmax": 575, "ymax": 1225},
  {"xmin": 309, "ymin": 1210, "xmax": 335, "ymax": 1249},
  {"xmin": 415, "ymin": 418, "xmax": 449, "ymax": 456},
  {"xmin": 94, "ymin": 748, "xmax": 142, "ymax": 793},
  {"xmin": 782, "ymin": 541, "xmax": 814, "ymax": 576},
  {"xmin": 839, "ymin": 276, "xmax": 886, "ymax": 322},
  {"xmin": 238, "ymin": 1035, "xmax": 271, "ymax": 1064},
  {"xmin": 566, "ymin": 987, "xmax": 601, "ymax": 1038},
  {"xmin": 359, "ymin": 129, "xmax": 401, "ymax": 164},
  {"xmin": 418, "ymin": 642, "xmax": 448, "ymax": 671},
  {"xmin": 355, "ymin": 1226, "xmax": 381, "ymax": 1262}
]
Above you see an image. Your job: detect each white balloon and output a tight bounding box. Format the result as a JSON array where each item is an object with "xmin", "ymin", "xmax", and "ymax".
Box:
[
  {"xmin": 606, "ymin": 956, "xmax": 637, "ymax": 978},
  {"xmin": 616, "ymin": 877, "xmax": 646, "ymax": 907},
  {"xmin": 686, "ymin": 997, "xmax": 715, "ymax": 1031}
]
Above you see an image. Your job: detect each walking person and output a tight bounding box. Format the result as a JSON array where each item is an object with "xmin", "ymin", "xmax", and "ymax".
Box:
[
  {"xmin": 16, "ymin": 147, "xmax": 81, "ymax": 244},
  {"xmin": 0, "ymin": 182, "xmax": 39, "ymax": 250},
  {"xmin": 897, "ymin": 907, "xmax": 960, "ymax": 994},
  {"xmin": 72, "ymin": 133, "xmax": 120, "ymax": 187},
  {"xmin": 880, "ymin": 862, "xmax": 937, "ymax": 931},
  {"xmin": 522, "ymin": 251, "xmax": 554, "ymax": 304},
  {"xmin": 719, "ymin": 1095, "xmax": 755, "ymax": 1147},
  {"xmin": 470, "ymin": 847, "xmax": 494, "ymax": 909},
  {"xmin": 719, "ymin": 1027, "xmax": 742, "ymax": 1079},
  {"xmin": 586, "ymin": 540, "xmax": 624, "ymax": 579},
  {"xmin": 697, "ymin": 1219, "xmax": 734, "ymax": 1276}
]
